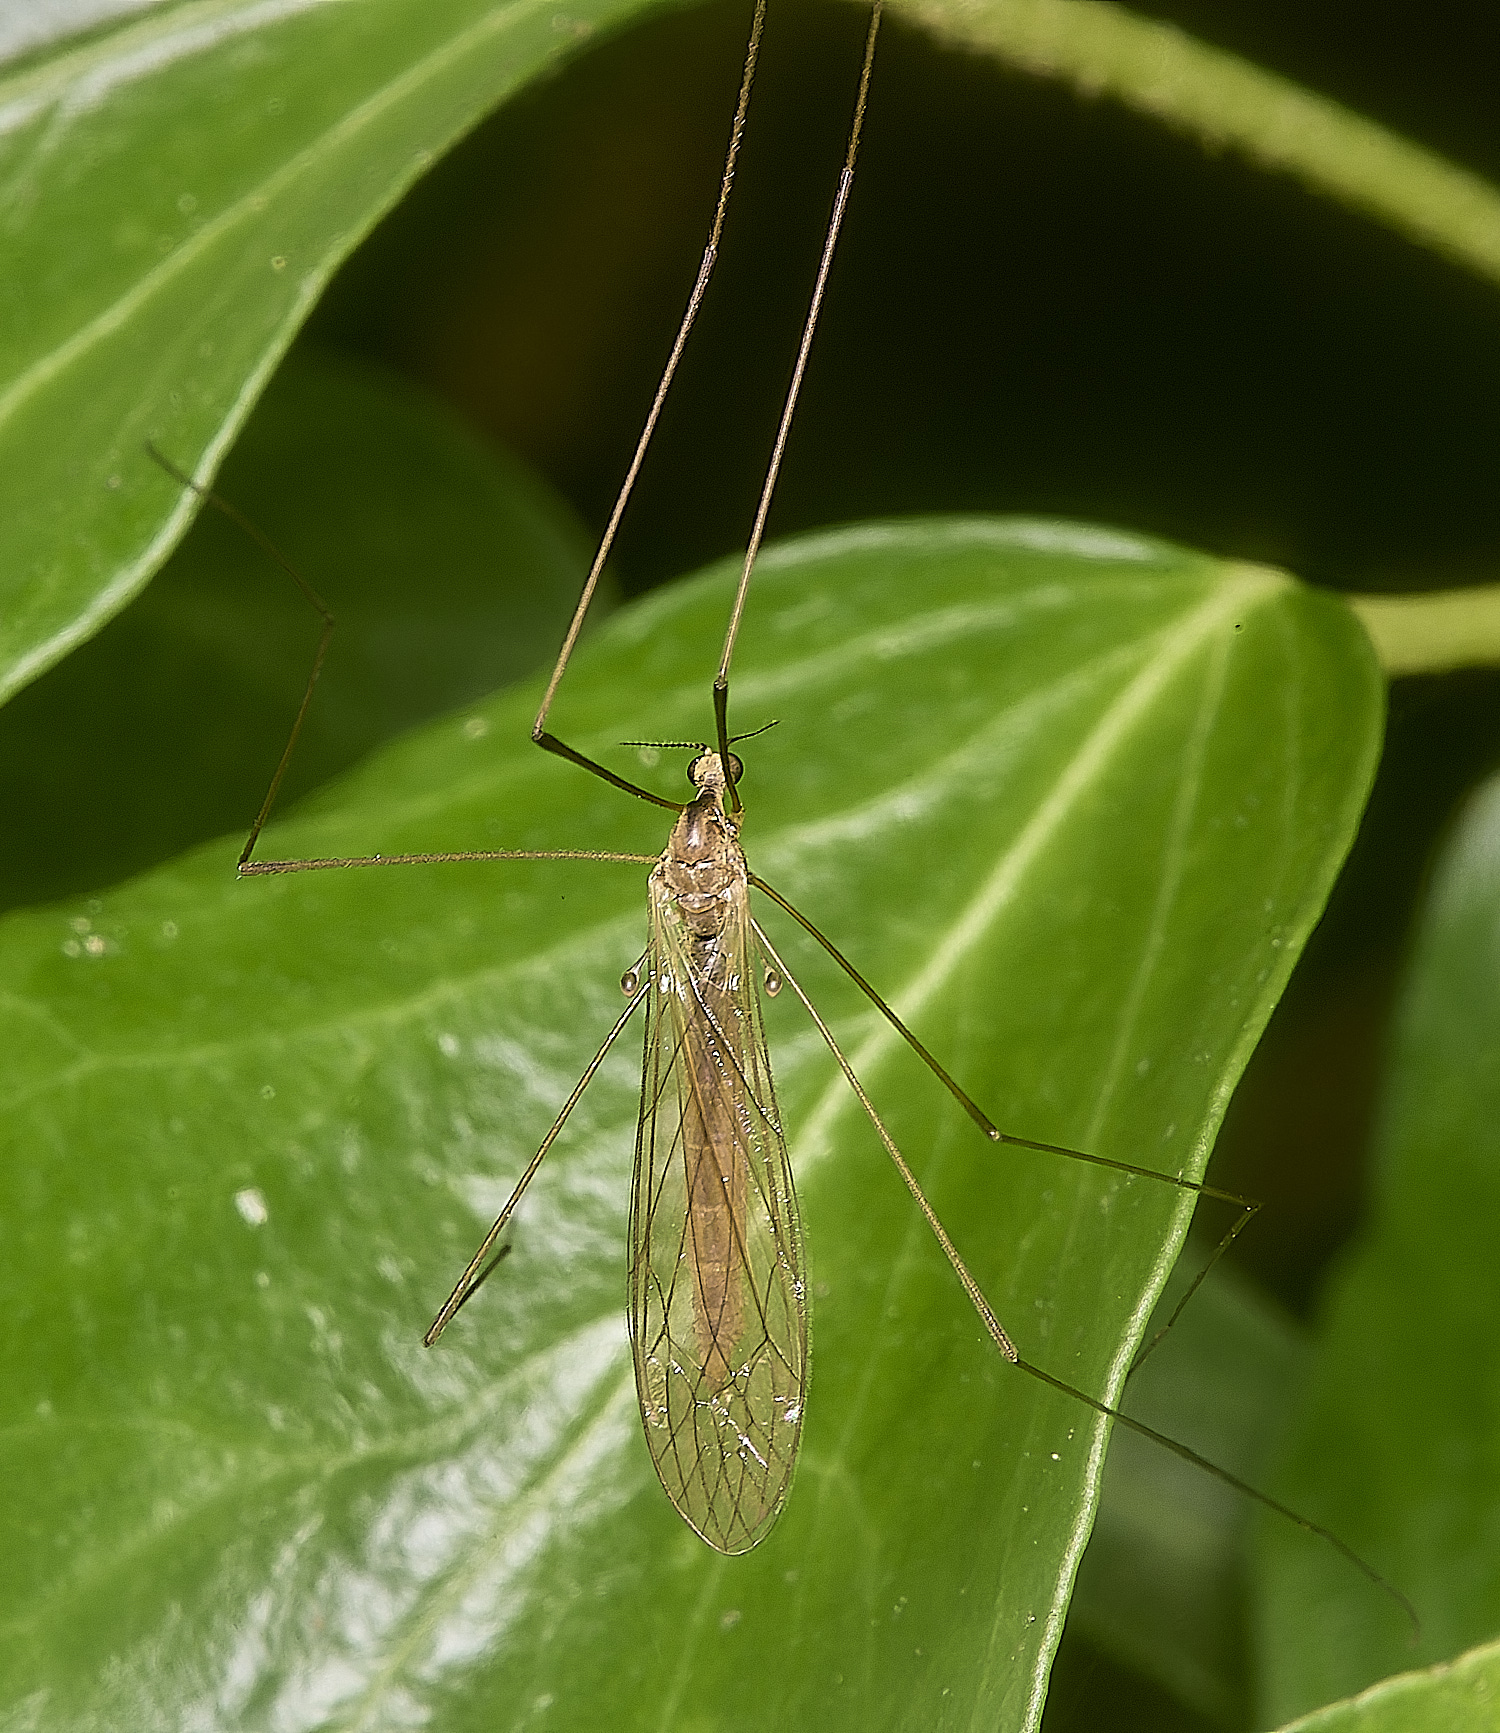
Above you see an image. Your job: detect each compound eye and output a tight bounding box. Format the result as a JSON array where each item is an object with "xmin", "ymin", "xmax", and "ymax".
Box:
[
  {"xmin": 686, "ymin": 750, "xmax": 710, "ymax": 787},
  {"xmin": 726, "ymin": 752, "xmax": 745, "ymax": 785}
]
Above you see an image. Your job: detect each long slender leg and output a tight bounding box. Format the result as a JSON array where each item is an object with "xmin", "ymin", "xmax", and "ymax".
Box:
[
  {"xmin": 144, "ymin": 444, "xmax": 340, "ymax": 866},
  {"xmin": 425, "ymin": 976, "xmax": 651, "ymax": 1345},
  {"xmin": 145, "ymin": 446, "xmax": 670, "ymax": 866},
  {"xmin": 713, "ymin": 2, "xmax": 884, "ymax": 808},
  {"xmin": 751, "ymin": 920, "xmax": 1418, "ymax": 1633},
  {"xmin": 751, "ymin": 918, "xmax": 1016, "ymax": 1360},
  {"xmin": 240, "ymin": 848, "xmax": 657, "ymax": 878},
  {"xmin": 529, "ymin": 0, "xmax": 769, "ymax": 808},
  {"xmin": 750, "ymin": 870, "xmax": 1259, "ymax": 1372}
]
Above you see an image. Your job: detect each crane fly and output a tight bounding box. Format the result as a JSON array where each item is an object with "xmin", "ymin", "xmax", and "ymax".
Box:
[
  {"xmin": 418, "ymin": 740, "xmax": 811, "ymax": 1552},
  {"xmin": 151, "ymin": 0, "xmax": 1415, "ymax": 1616},
  {"xmin": 627, "ymin": 751, "xmax": 804, "ymax": 1548}
]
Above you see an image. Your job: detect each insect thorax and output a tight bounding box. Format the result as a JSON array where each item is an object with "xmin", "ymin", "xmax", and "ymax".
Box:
[{"xmin": 656, "ymin": 778, "xmax": 747, "ymax": 942}]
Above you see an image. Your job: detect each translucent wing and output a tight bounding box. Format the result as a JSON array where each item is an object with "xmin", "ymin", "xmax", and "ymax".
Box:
[{"xmin": 628, "ymin": 870, "xmax": 807, "ymax": 1554}]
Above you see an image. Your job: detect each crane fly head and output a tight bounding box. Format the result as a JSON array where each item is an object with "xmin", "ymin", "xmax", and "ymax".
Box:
[{"xmin": 686, "ymin": 749, "xmax": 744, "ymax": 795}]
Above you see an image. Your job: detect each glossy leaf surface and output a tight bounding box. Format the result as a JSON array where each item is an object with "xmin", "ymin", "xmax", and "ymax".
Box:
[
  {"xmin": 0, "ymin": 0, "xmax": 660, "ymax": 700},
  {"xmin": 0, "ymin": 519, "xmax": 1381, "ymax": 1730}
]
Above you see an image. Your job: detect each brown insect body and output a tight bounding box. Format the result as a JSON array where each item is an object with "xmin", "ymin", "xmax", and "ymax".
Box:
[
  {"xmin": 660, "ymin": 755, "xmax": 748, "ymax": 1386},
  {"xmin": 629, "ymin": 752, "xmax": 807, "ymax": 1552}
]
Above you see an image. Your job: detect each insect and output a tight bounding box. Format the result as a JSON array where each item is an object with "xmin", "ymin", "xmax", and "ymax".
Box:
[{"xmin": 154, "ymin": 0, "xmax": 1410, "ymax": 1636}]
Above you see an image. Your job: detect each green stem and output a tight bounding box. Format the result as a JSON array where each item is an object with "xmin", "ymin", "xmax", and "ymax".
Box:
[
  {"xmin": 880, "ymin": 0, "xmax": 1500, "ymax": 674},
  {"xmin": 885, "ymin": 0, "xmax": 1500, "ymax": 290},
  {"xmin": 1346, "ymin": 588, "xmax": 1500, "ymax": 677}
]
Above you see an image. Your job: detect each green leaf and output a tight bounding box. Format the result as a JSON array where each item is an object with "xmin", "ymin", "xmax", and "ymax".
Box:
[
  {"xmin": 1257, "ymin": 769, "xmax": 1500, "ymax": 1724},
  {"xmin": 1072, "ymin": 1261, "xmax": 1308, "ymax": 1725},
  {"xmin": 0, "ymin": 519, "xmax": 1380, "ymax": 1730},
  {"xmin": 0, "ymin": 342, "xmax": 596, "ymax": 913},
  {"xmin": 0, "ymin": 0, "xmax": 659, "ymax": 702},
  {"xmin": 1272, "ymin": 1636, "xmax": 1500, "ymax": 1733}
]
